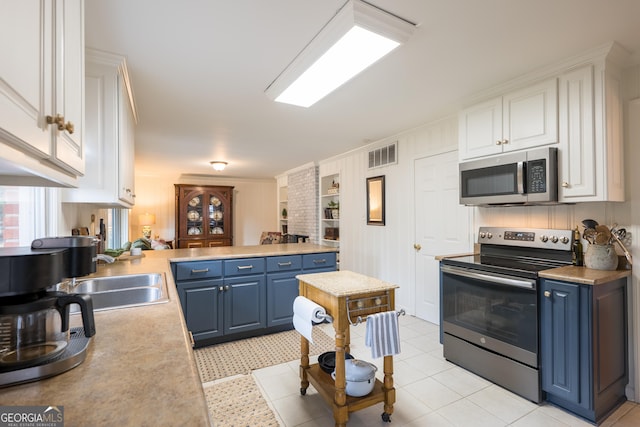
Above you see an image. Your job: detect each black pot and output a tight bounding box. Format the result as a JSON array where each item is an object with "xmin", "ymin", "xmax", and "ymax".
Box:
[{"xmin": 318, "ymin": 351, "xmax": 354, "ymax": 374}]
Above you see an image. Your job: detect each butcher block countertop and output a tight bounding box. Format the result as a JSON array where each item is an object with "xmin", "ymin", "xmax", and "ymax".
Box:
[
  {"xmin": 539, "ymin": 265, "xmax": 631, "ymax": 285},
  {"xmin": 1, "ymin": 243, "xmax": 335, "ymax": 425}
]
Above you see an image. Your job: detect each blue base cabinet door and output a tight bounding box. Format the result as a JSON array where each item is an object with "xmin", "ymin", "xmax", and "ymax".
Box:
[
  {"xmin": 177, "ymin": 279, "xmax": 223, "ymax": 342},
  {"xmin": 540, "ymin": 278, "xmax": 628, "ymax": 423},
  {"xmin": 267, "ymin": 272, "xmax": 299, "ymax": 327},
  {"xmin": 540, "ymin": 280, "xmax": 581, "ymax": 403},
  {"xmin": 223, "ymin": 274, "xmax": 266, "ymax": 335}
]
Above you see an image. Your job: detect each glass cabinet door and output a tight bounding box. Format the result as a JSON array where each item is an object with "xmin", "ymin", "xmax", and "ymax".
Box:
[
  {"xmin": 185, "ymin": 192, "xmax": 204, "ymax": 237},
  {"xmin": 208, "ymin": 193, "xmax": 225, "ymax": 237}
]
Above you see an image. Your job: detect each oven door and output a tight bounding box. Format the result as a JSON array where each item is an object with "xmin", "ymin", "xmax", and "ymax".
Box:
[{"xmin": 441, "ymin": 264, "xmax": 538, "ymax": 367}]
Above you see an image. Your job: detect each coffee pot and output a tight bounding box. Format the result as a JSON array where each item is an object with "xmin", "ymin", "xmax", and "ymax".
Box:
[{"xmin": 0, "ymin": 236, "xmax": 99, "ymax": 386}]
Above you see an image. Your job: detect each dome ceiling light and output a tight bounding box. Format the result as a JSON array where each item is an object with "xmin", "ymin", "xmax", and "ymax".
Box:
[{"xmin": 210, "ymin": 161, "xmax": 228, "ymax": 171}]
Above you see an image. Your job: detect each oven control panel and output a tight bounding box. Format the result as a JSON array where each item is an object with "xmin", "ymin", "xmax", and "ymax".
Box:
[{"xmin": 478, "ymin": 227, "xmax": 573, "ymax": 249}]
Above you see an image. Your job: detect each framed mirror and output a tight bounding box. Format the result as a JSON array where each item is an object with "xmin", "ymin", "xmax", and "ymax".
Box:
[{"xmin": 366, "ymin": 175, "xmax": 385, "ymax": 225}]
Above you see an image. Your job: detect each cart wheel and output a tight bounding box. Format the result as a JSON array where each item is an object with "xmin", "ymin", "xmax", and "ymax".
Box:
[
  {"xmin": 300, "ymin": 388, "xmax": 307, "ymax": 396},
  {"xmin": 381, "ymin": 412, "xmax": 391, "ymax": 422}
]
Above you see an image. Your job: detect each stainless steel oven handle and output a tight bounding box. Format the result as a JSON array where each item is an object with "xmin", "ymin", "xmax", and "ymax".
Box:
[{"xmin": 441, "ymin": 265, "xmax": 536, "ymax": 290}]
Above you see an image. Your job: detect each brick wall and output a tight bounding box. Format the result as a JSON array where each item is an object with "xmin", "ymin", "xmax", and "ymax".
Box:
[
  {"xmin": 287, "ymin": 165, "xmax": 318, "ymax": 243},
  {"xmin": 0, "ymin": 187, "xmax": 21, "ymax": 247}
]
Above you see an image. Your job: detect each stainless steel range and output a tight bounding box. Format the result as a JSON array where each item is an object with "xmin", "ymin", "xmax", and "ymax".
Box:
[{"xmin": 440, "ymin": 227, "xmax": 574, "ymax": 403}]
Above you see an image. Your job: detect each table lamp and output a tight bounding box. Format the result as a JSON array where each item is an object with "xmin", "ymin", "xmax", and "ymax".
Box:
[{"xmin": 139, "ymin": 213, "xmax": 156, "ymax": 239}]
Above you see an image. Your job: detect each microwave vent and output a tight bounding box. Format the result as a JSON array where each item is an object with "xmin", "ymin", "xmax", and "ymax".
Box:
[{"xmin": 368, "ymin": 142, "xmax": 397, "ymax": 169}]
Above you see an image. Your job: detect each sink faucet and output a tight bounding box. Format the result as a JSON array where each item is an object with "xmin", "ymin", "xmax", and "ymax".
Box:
[{"xmin": 96, "ymin": 254, "xmax": 116, "ymax": 264}]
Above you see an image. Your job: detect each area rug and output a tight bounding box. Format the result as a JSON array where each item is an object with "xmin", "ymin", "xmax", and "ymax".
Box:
[
  {"xmin": 194, "ymin": 328, "xmax": 334, "ymax": 383},
  {"xmin": 203, "ymin": 375, "xmax": 280, "ymax": 427}
]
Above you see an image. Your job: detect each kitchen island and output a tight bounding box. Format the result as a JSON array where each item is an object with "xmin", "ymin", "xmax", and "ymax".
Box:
[{"xmin": 1, "ymin": 243, "xmax": 336, "ymax": 426}]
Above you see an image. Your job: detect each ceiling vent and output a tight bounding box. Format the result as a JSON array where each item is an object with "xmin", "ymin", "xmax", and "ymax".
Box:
[{"xmin": 368, "ymin": 142, "xmax": 397, "ymax": 169}]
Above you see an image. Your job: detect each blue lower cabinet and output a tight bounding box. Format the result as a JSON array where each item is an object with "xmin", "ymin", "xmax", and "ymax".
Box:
[
  {"xmin": 302, "ymin": 252, "xmax": 337, "ymax": 271},
  {"xmin": 266, "ymin": 271, "xmax": 300, "ymax": 327},
  {"xmin": 540, "ymin": 278, "xmax": 628, "ymax": 423},
  {"xmin": 177, "ymin": 278, "xmax": 223, "ymax": 342},
  {"xmin": 173, "ymin": 252, "xmax": 337, "ymax": 346},
  {"xmin": 223, "ymin": 274, "xmax": 266, "ymax": 335}
]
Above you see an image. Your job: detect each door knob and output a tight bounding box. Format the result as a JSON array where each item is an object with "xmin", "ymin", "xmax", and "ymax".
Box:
[{"xmin": 413, "ymin": 243, "xmax": 422, "ymax": 251}]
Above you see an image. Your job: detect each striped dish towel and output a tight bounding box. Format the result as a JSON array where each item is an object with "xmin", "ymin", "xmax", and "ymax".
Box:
[{"xmin": 364, "ymin": 311, "xmax": 401, "ymax": 359}]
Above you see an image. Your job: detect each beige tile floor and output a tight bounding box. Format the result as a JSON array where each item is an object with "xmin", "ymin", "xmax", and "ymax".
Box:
[{"xmin": 252, "ymin": 315, "xmax": 640, "ymax": 426}]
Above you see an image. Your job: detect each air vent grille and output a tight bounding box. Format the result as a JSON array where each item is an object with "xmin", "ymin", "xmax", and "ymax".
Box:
[{"xmin": 368, "ymin": 142, "xmax": 397, "ymax": 169}]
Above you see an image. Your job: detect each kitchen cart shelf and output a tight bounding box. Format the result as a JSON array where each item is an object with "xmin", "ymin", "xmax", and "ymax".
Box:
[
  {"xmin": 298, "ymin": 271, "xmax": 399, "ymax": 426},
  {"xmin": 301, "ymin": 364, "xmax": 387, "ymax": 411}
]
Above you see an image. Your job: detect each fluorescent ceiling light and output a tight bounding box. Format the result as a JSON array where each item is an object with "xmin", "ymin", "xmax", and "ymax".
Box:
[{"xmin": 265, "ymin": 0, "xmax": 415, "ymax": 108}]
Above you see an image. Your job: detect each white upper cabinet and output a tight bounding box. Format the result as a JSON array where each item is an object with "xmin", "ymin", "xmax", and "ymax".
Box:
[
  {"xmin": 62, "ymin": 49, "xmax": 137, "ymax": 207},
  {"xmin": 558, "ymin": 45, "xmax": 626, "ymax": 202},
  {"xmin": 459, "ymin": 78, "xmax": 558, "ymax": 160},
  {"xmin": 0, "ymin": 0, "xmax": 85, "ymax": 186}
]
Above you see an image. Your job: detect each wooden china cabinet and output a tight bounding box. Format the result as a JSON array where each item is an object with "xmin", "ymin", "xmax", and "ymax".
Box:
[{"xmin": 174, "ymin": 184, "xmax": 234, "ymax": 248}]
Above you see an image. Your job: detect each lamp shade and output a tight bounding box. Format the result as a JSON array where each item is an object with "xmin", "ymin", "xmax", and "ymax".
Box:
[{"xmin": 139, "ymin": 213, "xmax": 156, "ymax": 226}]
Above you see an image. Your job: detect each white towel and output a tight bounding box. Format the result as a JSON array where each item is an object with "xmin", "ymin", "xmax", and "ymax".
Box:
[
  {"xmin": 365, "ymin": 311, "xmax": 401, "ymax": 359},
  {"xmin": 292, "ymin": 296, "xmax": 328, "ymax": 344}
]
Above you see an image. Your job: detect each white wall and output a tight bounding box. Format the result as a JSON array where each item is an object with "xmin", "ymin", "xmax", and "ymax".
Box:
[
  {"xmin": 314, "ymin": 115, "xmax": 459, "ymax": 313},
  {"xmin": 130, "ymin": 173, "xmax": 277, "ymax": 246}
]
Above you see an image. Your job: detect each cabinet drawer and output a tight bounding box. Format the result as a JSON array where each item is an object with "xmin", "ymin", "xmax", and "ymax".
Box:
[
  {"xmin": 302, "ymin": 252, "xmax": 337, "ymax": 270},
  {"xmin": 174, "ymin": 261, "xmax": 223, "ymax": 281},
  {"xmin": 224, "ymin": 258, "xmax": 266, "ymax": 277},
  {"xmin": 266, "ymin": 255, "xmax": 302, "ymax": 272}
]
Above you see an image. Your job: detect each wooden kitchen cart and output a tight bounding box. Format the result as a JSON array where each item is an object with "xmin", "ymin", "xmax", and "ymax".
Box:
[{"xmin": 296, "ymin": 270, "xmax": 400, "ymax": 426}]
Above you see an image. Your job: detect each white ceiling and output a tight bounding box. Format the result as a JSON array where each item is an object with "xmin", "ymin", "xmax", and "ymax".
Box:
[{"xmin": 84, "ymin": 0, "xmax": 640, "ymax": 180}]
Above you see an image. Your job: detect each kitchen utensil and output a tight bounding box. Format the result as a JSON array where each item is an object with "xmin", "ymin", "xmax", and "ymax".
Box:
[
  {"xmin": 583, "ymin": 228, "xmax": 597, "ymax": 244},
  {"xmin": 318, "ymin": 351, "xmax": 354, "ymax": 374},
  {"xmin": 594, "ymin": 225, "xmax": 611, "ymax": 245},
  {"xmin": 582, "ymin": 219, "xmax": 599, "ymax": 229},
  {"xmin": 331, "ymin": 359, "xmax": 377, "ymax": 397},
  {"xmin": 611, "ymin": 230, "xmax": 633, "ymax": 266}
]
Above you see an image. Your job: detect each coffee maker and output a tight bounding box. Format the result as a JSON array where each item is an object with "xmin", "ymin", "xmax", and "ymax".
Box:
[{"xmin": 0, "ymin": 236, "xmax": 98, "ymax": 387}]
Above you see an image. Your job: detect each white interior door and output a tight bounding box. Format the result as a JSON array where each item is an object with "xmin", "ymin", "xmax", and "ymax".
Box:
[{"xmin": 414, "ymin": 151, "xmax": 472, "ymax": 323}]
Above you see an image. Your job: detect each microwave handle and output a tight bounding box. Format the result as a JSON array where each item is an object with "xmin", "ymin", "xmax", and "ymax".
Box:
[{"xmin": 517, "ymin": 161, "xmax": 525, "ymax": 194}]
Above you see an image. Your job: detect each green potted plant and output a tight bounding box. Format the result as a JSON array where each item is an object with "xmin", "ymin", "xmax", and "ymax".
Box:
[{"xmin": 281, "ymin": 208, "xmax": 288, "ymax": 219}]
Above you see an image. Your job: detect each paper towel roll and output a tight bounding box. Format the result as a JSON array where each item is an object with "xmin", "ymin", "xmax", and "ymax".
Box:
[{"xmin": 292, "ymin": 296, "xmax": 328, "ymax": 344}]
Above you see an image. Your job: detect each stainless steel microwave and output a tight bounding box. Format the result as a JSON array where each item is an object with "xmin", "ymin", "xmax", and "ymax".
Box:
[{"xmin": 459, "ymin": 147, "xmax": 558, "ymax": 206}]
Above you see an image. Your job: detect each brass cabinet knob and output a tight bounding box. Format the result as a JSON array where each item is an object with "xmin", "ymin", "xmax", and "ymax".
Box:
[
  {"xmin": 562, "ymin": 182, "xmax": 569, "ymax": 188},
  {"xmin": 544, "ymin": 291, "xmax": 551, "ymax": 297},
  {"xmin": 46, "ymin": 114, "xmax": 74, "ymax": 134},
  {"xmin": 413, "ymin": 243, "xmax": 422, "ymax": 251},
  {"xmin": 495, "ymin": 140, "xmax": 502, "ymax": 145}
]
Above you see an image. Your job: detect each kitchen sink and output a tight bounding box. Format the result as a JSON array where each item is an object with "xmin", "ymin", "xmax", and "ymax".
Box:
[{"xmin": 64, "ymin": 273, "xmax": 169, "ymax": 312}]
